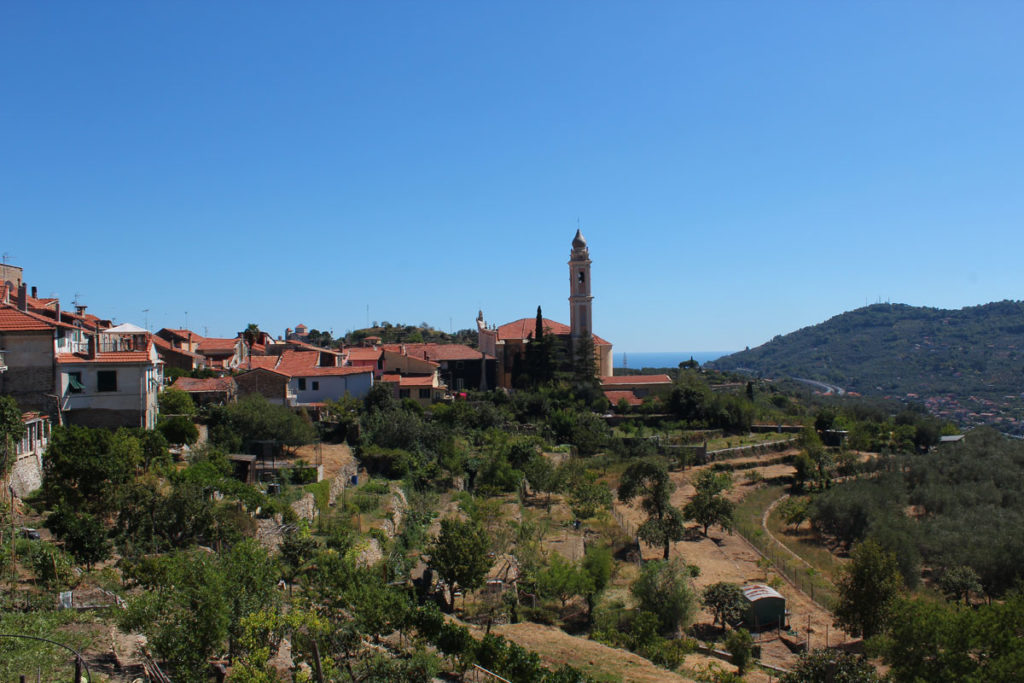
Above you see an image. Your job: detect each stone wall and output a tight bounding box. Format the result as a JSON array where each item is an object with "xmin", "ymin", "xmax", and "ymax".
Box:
[{"xmin": 10, "ymin": 452, "xmax": 42, "ymax": 497}]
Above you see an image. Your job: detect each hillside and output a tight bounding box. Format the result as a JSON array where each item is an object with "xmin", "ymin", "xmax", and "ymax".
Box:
[{"xmin": 708, "ymin": 301, "xmax": 1024, "ymax": 431}]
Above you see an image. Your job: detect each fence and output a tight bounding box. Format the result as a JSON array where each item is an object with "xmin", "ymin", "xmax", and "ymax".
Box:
[{"xmin": 733, "ymin": 498, "xmax": 837, "ymax": 611}]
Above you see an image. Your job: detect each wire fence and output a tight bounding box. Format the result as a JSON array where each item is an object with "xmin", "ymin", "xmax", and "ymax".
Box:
[{"xmin": 733, "ymin": 501, "xmax": 838, "ymax": 611}]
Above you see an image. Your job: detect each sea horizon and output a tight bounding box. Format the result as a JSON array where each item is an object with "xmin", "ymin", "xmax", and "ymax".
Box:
[{"xmin": 614, "ymin": 351, "xmax": 735, "ymax": 369}]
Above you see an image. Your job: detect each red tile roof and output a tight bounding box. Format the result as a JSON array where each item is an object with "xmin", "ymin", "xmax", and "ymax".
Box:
[
  {"xmin": 245, "ymin": 356, "xmax": 281, "ymax": 371},
  {"xmin": 604, "ymin": 390, "xmax": 643, "ymax": 407},
  {"xmin": 343, "ymin": 347, "xmax": 383, "ymax": 362},
  {"xmin": 264, "ymin": 350, "xmax": 373, "ymax": 378},
  {"xmin": 496, "ymin": 318, "xmax": 610, "ymax": 346},
  {"xmin": 171, "ymin": 377, "xmax": 236, "ymax": 393},
  {"xmin": 601, "ymin": 374, "xmax": 672, "ymax": 387},
  {"xmin": 379, "ymin": 373, "xmax": 435, "ymax": 387},
  {"xmin": 152, "ymin": 335, "xmax": 204, "ymax": 359},
  {"xmin": 197, "ymin": 337, "xmax": 240, "ymax": 353},
  {"xmin": 381, "ymin": 343, "xmax": 482, "ymax": 361},
  {"xmin": 0, "ymin": 305, "xmax": 55, "ymax": 332}
]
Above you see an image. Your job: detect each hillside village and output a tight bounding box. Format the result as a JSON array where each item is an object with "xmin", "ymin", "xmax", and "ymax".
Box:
[{"xmin": 2, "ymin": 234, "xmax": 1024, "ymax": 683}]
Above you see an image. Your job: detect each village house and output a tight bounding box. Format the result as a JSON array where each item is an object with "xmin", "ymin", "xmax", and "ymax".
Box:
[
  {"xmin": 235, "ymin": 349, "xmax": 373, "ymax": 406},
  {"xmin": 9, "ymin": 411, "xmax": 50, "ymax": 497},
  {"xmin": 170, "ymin": 376, "xmax": 238, "ymax": 406},
  {"xmin": 381, "ymin": 343, "xmax": 495, "ymax": 392}
]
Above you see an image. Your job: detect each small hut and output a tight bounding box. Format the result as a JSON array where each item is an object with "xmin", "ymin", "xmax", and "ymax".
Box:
[{"xmin": 741, "ymin": 583, "xmax": 787, "ymax": 630}]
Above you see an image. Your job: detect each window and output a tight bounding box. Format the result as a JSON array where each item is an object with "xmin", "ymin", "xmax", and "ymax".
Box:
[
  {"xmin": 399, "ymin": 389, "xmax": 410, "ymax": 399},
  {"xmin": 578, "ymin": 270, "xmax": 585, "ymax": 284},
  {"xmin": 67, "ymin": 372, "xmax": 84, "ymax": 393},
  {"xmin": 97, "ymin": 370, "xmax": 117, "ymax": 392},
  {"xmin": 298, "ymin": 378, "xmax": 307, "ymax": 391},
  {"xmin": 419, "ymin": 388, "xmax": 431, "ymax": 399},
  {"xmin": 312, "ymin": 381, "xmax": 319, "ymax": 391}
]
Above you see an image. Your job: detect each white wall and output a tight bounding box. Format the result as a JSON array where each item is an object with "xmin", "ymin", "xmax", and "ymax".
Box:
[{"xmin": 289, "ymin": 372, "xmax": 373, "ymax": 404}]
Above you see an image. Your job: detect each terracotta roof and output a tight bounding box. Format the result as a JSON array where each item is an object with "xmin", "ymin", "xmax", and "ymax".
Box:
[
  {"xmin": 286, "ymin": 339, "xmax": 341, "ymax": 354},
  {"xmin": 237, "ymin": 365, "xmax": 289, "ymax": 378},
  {"xmin": 57, "ymin": 351, "xmax": 155, "ymax": 364},
  {"xmin": 197, "ymin": 337, "xmax": 240, "ymax": 353},
  {"xmin": 381, "ymin": 343, "xmax": 482, "ymax": 361},
  {"xmin": 604, "ymin": 390, "xmax": 643, "ymax": 407},
  {"xmin": 161, "ymin": 328, "xmax": 194, "ymax": 341},
  {"xmin": 245, "ymin": 355, "xmax": 281, "ymax": 371},
  {"xmin": 344, "ymin": 347, "xmax": 382, "ymax": 362},
  {"xmin": 381, "ymin": 348, "xmax": 439, "ymax": 367},
  {"xmin": 601, "ymin": 374, "xmax": 672, "ymax": 387},
  {"xmin": 152, "ymin": 335, "xmax": 203, "ymax": 359},
  {"xmin": 495, "ymin": 318, "xmax": 610, "ymax": 345},
  {"xmin": 274, "ymin": 350, "xmax": 373, "ymax": 378},
  {"xmin": 399, "ymin": 375, "xmax": 435, "ymax": 387},
  {"xmin": 0, "ymin": 305, "xmax": 55, "ymax": 332},
  {"xmin": 171, "ymin": 377, "xmax": 236, "ymax": 393},
  {"xmin": 379, "ymin": 373, "xmax": 435, "ymax": 387}
]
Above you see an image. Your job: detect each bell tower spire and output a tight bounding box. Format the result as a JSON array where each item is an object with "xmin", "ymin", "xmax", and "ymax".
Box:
[{"xmin": 569, "ymin": 228, "xmax": 593, "ymax": 341}]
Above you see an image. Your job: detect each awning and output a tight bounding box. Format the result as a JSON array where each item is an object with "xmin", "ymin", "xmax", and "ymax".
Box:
[{"xmin": 68, "ymin": 375, "xmax": 85, "ymax": 391}]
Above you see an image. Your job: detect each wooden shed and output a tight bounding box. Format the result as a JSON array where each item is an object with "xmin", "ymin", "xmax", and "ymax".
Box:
[{"xmin": 741, "ymin": 583, "xmax": 787, "ymax": 630}]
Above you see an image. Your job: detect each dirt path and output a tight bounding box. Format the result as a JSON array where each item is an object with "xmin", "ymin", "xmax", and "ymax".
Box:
[{"xmin": 613, "ymin": 456, "xmax": 851, "ymax": 671}]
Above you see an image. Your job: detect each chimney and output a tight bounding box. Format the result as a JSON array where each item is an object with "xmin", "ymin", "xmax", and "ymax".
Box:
[
  {"xmin": 75, "ymin": 304, "xmax": 87, "ymax": 316},
  {"xmin": 30, "ymin": 285, "xmax": 37, "ymax": 298},
  {"xmin": 88, "ymin": 334, "xmax": 98, "ymax": 359},
  {"xmin": 17, "ymin": 283, "xmax": 27, "ymax": 312},
  {"xmin": 54, "ymin": 300, "xmax": 60, "ymax": 323}
]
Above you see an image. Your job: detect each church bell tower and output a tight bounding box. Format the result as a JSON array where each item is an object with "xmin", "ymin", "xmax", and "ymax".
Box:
[{"xmin": 569, "ymin": 229, "xmax": 593, "ymax": 341}]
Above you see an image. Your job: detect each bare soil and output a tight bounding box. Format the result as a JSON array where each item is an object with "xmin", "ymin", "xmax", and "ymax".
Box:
[{"xmin": 613, "ymin": 453, "xmax": 852, "ymax": 671}]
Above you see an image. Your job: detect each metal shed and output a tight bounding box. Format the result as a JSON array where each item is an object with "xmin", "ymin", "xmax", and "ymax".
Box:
[{"xmin": 741, "ymin": 583, "xmax": 787, "ymax": 630}]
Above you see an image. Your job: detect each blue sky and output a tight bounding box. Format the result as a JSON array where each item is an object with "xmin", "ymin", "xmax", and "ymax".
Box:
[{"xmin": 2, "ymin": 3, "xmax": 1023, "ymax": 352}]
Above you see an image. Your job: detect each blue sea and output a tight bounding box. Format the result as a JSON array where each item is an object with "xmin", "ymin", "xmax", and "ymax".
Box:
[{"xmin": 614, "ymin": 351, "xmax": 735, "ymax": 369}]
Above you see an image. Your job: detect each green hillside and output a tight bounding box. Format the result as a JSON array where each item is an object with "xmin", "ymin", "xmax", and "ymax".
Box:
[{"xmin": 708, "ymin": 301, "xmax": 1024, "ymax": 429}]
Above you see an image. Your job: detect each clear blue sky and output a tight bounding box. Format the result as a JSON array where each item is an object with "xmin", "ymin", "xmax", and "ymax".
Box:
[{"xmin": 3, "ymin": 3, "xmax": 1023, "ymax": 352}]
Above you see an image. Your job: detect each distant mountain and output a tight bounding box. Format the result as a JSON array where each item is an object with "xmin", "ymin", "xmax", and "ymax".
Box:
[{"xmin": 708, "ymin": 301, "xmax": 1024, "ymax": 405}]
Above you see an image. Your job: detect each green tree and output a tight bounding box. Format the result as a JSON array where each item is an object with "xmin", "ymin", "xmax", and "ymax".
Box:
[
  {"xmin": 618, "ymin": 459, "xmax": 686, "ymax": 559},
  {"xmin": 630, "ymin": 558, "xmax": 698, "ymax": 635},
  {"xmin": 43, "ymin": 425, "xmax": 140, "ymax": 512},
  {"xmin": 221, "ymin": 539, "xmax": 280, "ymax": 655},
  {"xmin": 779, "ymin": 649, "xmax": 879, "ymax": 683},
  {"xmin": 159, "ymin": 416, "xmax": 199, "ymax": 445},
  {"xmin": 120, "ymin": 550, "xmax": 231, "ymax": 681},
  {"xmin": 684, "ymin": 470, "xmax": 735, "ymax": 537},
  {"xmin": 523, "ymin": 453, "xmax": 559, "ymax": 508},
  {"xmin": 44, "ymin": 506, "xmax": 111, "ymax": 570},
  {"xmin": 428, "ymin": 517, "xmax": 491, "ymax": 612},
  {"xmin": 834, "ymin": 539, "xmax": 904, "ymax": 639},
  {"xmin": 0, "ymin": 395, "xmax": 26, "ymax": 480},
  {"xmin": 702, "ymin": 582, "xmax": 746, "ymax": 630},
  {"xmin": 536, "ymin": 553, "xmax": 593, "ymax": 608},
  {"xmin": 210, "ymin": 394, "xmax": 315, "ymax": 451},
  {"xmin": 566, "ymin": 467, "xmax": 613, "ymax": 521},
  {"xmin": 938, "ymin": 565, "xmax": 983, "ymax": 605},
  {"xmin": 724, "ymin": 628, "xmax": 754, "ymax": 675},
  {"xmin": 158, "ymin": 387, "xmax": 196, "ymax": 418},
  {"xmin": 581, "ymin": 544, "xmax": 613, "ymax": 616}
]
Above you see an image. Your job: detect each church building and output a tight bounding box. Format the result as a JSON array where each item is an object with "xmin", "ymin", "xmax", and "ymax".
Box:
[{"xmin": 477, "ymin": 230, "xmax": 614, "ymax": 389}]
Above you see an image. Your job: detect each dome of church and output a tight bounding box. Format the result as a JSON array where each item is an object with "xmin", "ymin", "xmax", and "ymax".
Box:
[{"xmin": 572, "ymin": 229, "xmax": 587, "ymax": 249}]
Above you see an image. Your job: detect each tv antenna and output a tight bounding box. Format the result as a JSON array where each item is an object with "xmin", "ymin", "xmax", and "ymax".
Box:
[{"xmin": 142, "ymin": 309, "xmax": 149, "ymax": 331}]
